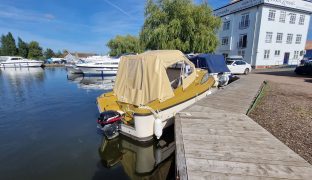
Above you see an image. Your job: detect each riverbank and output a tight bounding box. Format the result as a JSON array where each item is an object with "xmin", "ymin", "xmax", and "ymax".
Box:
[{"xmin": 43, "ymin": 64, "xmax": 65, "ymax": 67}]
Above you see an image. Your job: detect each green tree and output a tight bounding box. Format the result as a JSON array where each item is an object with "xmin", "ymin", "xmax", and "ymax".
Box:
[
  {"xmin": 140, "ymin": 0, "xmax": 221, "ymax": 53},
  {"xmin": 55, "ymin": 50, "xmax": 63, "ymax": 58},
  {"xmin": 28, "ymin": 41, "xmax": 43, "ymax": 59},
  {"xmin": 17, "ymin": 37, "xmax": 29, "ymax": 58},
  {"xmin": 0, "ymin": 35, "xmax": 3, "ymax": 56},
  {"xmin": 0, "ymin": 32, "xmax": 18, "ymax": 56},
  {"xmin": 44, "ymin": 48, "xmax": 55, "ymax": 59},
  {"xmin": 107, "ymin": 35, "xmax": 143, "ymax": 56}
]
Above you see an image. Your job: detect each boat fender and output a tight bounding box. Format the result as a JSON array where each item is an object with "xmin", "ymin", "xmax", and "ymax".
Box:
[{"xmin": 154, "ymin": 118, "xmax": 163, "ymax": 139}]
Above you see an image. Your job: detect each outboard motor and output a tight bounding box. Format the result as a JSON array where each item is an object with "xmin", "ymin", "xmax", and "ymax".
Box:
[
  {"xmin": 97, "ymin": 111, "xmax": 122, "ymax": 127},
  {"xmin": 97, "ymin": 111, "xmax": 122, "ymax": 139}
]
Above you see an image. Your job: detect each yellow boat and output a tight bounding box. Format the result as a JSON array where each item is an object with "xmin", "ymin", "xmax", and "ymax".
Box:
[{"xmin": 96, "ymin": 50, "xmax": 214, "ymax": 141}]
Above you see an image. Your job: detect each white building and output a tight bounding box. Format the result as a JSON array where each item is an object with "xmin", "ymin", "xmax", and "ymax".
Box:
[{"xmin": 214, "ymin": 0, "xmax": 312, "ymax": 68}]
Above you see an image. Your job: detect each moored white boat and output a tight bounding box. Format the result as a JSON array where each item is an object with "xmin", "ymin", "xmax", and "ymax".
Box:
[
  {"xmin": 0, "ymin": 56, "xmax": 43, "ymax": 68},
  {"xmin": 76, "ymin": 58, "xmax": 119, "ymax": 75}
]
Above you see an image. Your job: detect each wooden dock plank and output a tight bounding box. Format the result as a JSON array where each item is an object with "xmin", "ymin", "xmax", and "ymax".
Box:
[
  {"xmin": 175, "ymin": 76, "xmax": 312, "ymax": 179},
  {"xmin": 186, "ymin": 158, "xmax": 312, "ymax": 179}
]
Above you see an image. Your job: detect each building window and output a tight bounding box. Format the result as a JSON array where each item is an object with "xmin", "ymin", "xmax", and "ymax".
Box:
[
  {"xmin": 265, "ymin": 32, "xmax": 273, "ymax": 43},
  {"xmin": 279, "ymin": 11, "xmax": 286, "ymax": 23},
  {"xmin": 275, "ymin": 50, "xmax": 281, "ymax": 56},
  {"xmin": 268, "ymin": 10, "xmax": 276, "ymax": 21},
  {"xmin": 296, "ymin": 34, "xmax": 302, "ymax": 44},
  {"xmin": 238, "ymin": 34, "xmax": 248, "ymax": 48},
  {"xmin": 223, "ymin": 21, "xmax": 230, "ymax": 31},
  {"xmin": 300, "ymin": 51, "xmax": 305, "ymax": 56},
  {"xmin": 264, "ymin": 50, "xmax": 270, "ymax": 59},
  {"xmin": 294, "ymin": 51, "xmax": 299, "ymax": 59},
  {"xmin": 222, "ymin": 37, "xmax": 229, "ymax": 45},
  {"xmin": 299, "ymin": 15, "xmax": 305, "ymax": 25},
  {"xmin": 286, "ymin": 34, "xmax": 293, "ymax": 44},
  {"xmin": 276, "ymin": 33, "xmax": 283, "ymax": 43},
  {"xmin": 239, "ymin": 13, "xmax": 250, "ymax": 29},
  {"xmin": 238, "ymin": 50, "xmax": 245, "ymax": 58},
  {"xmin": 289, "ymin": 13, "xmax": 296, "ymax": 24}
]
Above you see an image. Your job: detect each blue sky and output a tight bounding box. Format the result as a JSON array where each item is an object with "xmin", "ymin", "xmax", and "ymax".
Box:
[{"xmin": 0, "ymin": 0, "xmax": 311, "ymax": 54}]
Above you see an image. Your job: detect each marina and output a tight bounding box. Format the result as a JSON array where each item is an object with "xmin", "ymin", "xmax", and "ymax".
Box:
[{"xmin": 1, "ymin": 0, "xmax": 312, "ymax": 179}]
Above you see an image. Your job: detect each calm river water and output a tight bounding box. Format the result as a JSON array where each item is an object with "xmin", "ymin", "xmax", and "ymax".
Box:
[{"xmin": 0, "ymin": 68, "xmax": 175, "ymax": 180}]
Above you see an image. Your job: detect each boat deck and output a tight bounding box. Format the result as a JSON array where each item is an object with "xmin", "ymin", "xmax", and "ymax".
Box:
[{"xmin": 175, "ymin": 75, "xmax": 312, "ymax": 179}]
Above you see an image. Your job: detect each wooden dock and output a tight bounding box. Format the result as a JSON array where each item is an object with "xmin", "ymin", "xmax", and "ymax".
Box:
[{"xmin": 175, "ymin": 75, "xmax": 312, "ymax": 179}]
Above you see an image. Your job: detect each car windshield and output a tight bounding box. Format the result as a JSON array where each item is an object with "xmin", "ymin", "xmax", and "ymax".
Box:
[{"xmin": 226, "ymin": 60, "xmax": 234, "ymax": 65}]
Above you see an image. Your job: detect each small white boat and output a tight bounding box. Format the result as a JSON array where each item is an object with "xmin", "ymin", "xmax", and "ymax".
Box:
[
  {"xmin": 0, "ymin": 56, "xmax": 43, "ymax": 68},
  {"xmin": 76, "ymin": 58, "xmax": 119, "ymax": 75}
]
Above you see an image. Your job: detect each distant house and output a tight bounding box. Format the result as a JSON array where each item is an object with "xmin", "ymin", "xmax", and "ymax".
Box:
[
  {"xmin": 73, "ymin": 52, "xmax": 97, "ymax": 58},
  {"xmin": 64, "ymin": 53, "xmax": 79, "ymax": 63},
  {"xmin": 305, "ymin": 40, "xmax": 312, "ymax": 58}
]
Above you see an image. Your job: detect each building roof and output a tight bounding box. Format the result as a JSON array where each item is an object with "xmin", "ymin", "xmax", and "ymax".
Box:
[
  {"xmin": 63, "ymin": 52, "xmax": 98, "ymax": 58},
  {"xmin": 73, "ymin": 52, "xmax": 98, "ymax": 58},
  {"xmin": 214, "ymin": 0, "xmax": 312, "ymax": 17},
  {"xmin": 305, "ymin": 40, "xmax": 312, "ymax": 50}
]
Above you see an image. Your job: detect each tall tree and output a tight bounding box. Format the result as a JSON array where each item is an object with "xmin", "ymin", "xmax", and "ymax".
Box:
[
  {"xmin": 44, "ymin": 48, "xmax": 55, "ymax": 59},
  {"xmin": 28, "ymin": 41, "xmax": 43, "ymax": 59},
  {"xmin": 55, "ymin": 50, "xmax": 63, "ymax": 58},
  {"xmin": 0, "ymin": 32, "xmax": 18, "ymax": 56},
  {"xmin": 107, "ymin": 35, "xmax": 142, "ymax": 56},
  {"xmin": 17, "ymin": 37, "xmax": 28, "ymax": 58},
  {"xmin": 140, "ymin": 0, "xmax": 221, "ymax": 53}
]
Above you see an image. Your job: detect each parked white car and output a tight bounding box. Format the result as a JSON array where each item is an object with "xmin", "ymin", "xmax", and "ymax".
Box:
[{"xmin": 226, "ymin": 56, "xmax": 252, "ymax": 75}]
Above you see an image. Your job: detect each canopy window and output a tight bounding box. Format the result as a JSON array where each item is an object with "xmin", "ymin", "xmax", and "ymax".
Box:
[{"xmin": 113, "ymin": 50, "xmax": 196, "ymax": 106}]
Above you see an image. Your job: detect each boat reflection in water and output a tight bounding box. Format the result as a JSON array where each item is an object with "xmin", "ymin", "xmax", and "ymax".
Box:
[
  {"xmin": 97, "ymin": 126, "xmax": 175, "ymax": 180},
  {"xmin": 67, "ymin": 74, "xmax": 115, "ymax": 90},
  {"xmin": 0, "ymin": 67, "xmax": 44, "ymax": 78},
  {"xmin": 0, "ymin": 67, "xmax": 45, "ymax": 90}
]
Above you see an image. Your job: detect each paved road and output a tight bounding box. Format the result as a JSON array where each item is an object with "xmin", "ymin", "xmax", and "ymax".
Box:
[{"xmin": 252, "ymin": 68, "xmax": 312, "ymax": 95}]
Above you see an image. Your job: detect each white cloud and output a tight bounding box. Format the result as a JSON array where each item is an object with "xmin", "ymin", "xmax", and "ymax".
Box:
[{"xmin": 0, "ymin": 4, "xmax": 56, "ymax": 22}]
